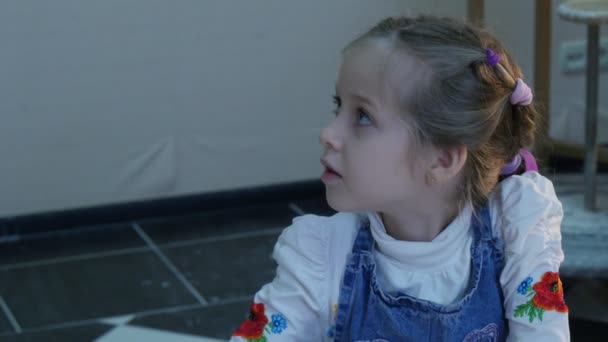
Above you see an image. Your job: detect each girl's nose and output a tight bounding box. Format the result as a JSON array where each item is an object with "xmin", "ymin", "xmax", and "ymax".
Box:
[{"xmin": 320, "ymin": 123, "xmax": 342, "ymax": 151}]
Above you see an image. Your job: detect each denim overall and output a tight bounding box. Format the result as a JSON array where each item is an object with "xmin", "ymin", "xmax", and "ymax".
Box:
[{"xmin": 332, "ymin": 205, "xmax": 508, "ymax": 341}]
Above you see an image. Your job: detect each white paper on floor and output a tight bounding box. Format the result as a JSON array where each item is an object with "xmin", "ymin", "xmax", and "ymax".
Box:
[{"xmin": 95, "ymin": 325, "xmax": 226, "ymax": 342}]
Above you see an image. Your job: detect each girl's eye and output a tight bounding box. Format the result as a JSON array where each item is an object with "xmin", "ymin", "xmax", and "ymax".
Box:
[
  {"xmin": 332, "ymin": 95, "xmax": 341, "ymax": 115},
  {"xmin": 332, "ymin": 94, "xmax": 373, "ymax": 126},
  {"xmin": 357, "ymin": 110, "xmax": 372, "ymax": 126}
]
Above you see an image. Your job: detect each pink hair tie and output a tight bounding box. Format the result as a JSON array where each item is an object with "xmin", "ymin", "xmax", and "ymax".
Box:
[{"xmin": 510, "ymin": 79, "xmax": 533, "ymax": 106}]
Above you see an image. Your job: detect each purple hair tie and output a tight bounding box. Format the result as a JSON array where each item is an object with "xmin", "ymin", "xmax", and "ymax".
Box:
[
  {"xmin": 486, "ymin": 48, "xmax": 500, "ymax": 66},
  {"xmin": 500, "ymin": 153, "xmax": 522, "ymax": 175},
  {"xmin": 500, "ymin": 148, "xmax": 539, "ymax": 175}
]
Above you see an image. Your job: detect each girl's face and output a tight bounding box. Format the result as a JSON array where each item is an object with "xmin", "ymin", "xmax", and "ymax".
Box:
[{"xmin": 320, "ymin": 41, "xmax": 431, "ymax": 213}]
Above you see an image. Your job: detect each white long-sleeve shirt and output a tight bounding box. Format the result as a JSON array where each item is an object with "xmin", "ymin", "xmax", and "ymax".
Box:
[{"xmin": 230, "ymin": 172, "xmax": 569, "ymax": 341}]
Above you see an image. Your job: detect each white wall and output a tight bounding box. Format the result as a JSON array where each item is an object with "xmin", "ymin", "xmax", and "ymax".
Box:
[
  {"xmin": 4, "ymin": 1, "xmax": 602, "ymax": 217},
  {"xmin": 0, "ymin": 0, "xmax": 466, "ymax": 217}
]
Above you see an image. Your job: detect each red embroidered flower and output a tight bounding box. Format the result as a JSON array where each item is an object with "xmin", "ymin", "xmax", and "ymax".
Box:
[
  {"xmin": 532, "ymin": 272, "xmax": 568, "ymax": 313},
  {"xmin": 232, "ymin": 303, "xmax": 269, "ymax": 339}
]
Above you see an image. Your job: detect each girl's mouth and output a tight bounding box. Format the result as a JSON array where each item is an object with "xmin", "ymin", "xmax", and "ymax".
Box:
[
  {"xmin": 320, "ymin": 159, "xmax": 342, "ymax": 183},
  {"xmin": 321, "ymin": 168, "xmax": 342, "ymax": 183}
]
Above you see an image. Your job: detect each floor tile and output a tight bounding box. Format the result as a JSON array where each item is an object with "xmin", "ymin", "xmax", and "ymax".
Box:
[
  {"xmin": 564, "ymin": 278, "xmax": 608, "ymax": 323},
  {"xmin": 0, "ymin": 323, "xmax": 112, "ymax": 342},
  {"xmin": 0, "ymin": 251, "xmax": 197, "ymax": 329},
  {"xmin": 129, "ymin": 300, "xmax": 249, "ymax": 340},
  {"xmin": 562, "ymin": 237, "xmax": 608, "ymax": 278},
  {"xmin": 570, "ymin": 318, "xmax": 608, "ymax": 341},
  {"xmin": 292, "ymin": 196, "xmax": 336, "ymax": 217},
  {"xmin": 99, "ymin": 314, "xmax": 136, "ymax": 326},
  {"xmin": 139, "ymin": 203, "xmax": 295, "ymax": 245},
  {"xmin": 0, "ymin": 306, "xmax": 14, "ymax": 334},
  {"xmin": 0, "ymin": 223, "xmax": 145, "ymax": 267},
  {"xmin": 162, "ymin": 234, "xmax": 279, "ymax": 303}
]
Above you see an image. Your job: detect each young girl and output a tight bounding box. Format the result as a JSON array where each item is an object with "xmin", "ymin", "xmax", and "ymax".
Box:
[{"xmin": 231, "ymin": 16, "xmax": 569, "ymax": 341}]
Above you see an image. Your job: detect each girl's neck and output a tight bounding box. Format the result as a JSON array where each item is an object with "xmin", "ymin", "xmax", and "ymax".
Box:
[{"xmin": 379, "ymin": 199, "xmax": 459, "ymax": 242}]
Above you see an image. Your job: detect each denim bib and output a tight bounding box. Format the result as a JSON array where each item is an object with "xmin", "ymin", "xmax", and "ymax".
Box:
[{"xmin": 333, "ymin": 206, "xmax": 507, "ymax": 341}]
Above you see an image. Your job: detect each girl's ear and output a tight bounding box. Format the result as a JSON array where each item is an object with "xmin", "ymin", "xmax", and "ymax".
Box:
[{"xmin": 427, "ymin": 144, "xmax": 467, "ymax": 184}]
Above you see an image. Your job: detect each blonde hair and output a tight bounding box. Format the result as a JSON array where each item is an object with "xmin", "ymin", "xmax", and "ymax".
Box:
[{"xmin": 347, "ymin": 16, "xmax": 542, "ymax": 210}]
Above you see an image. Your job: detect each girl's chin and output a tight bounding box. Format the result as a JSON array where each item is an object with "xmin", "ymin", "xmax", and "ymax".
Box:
[{"xmin": 325, "ymin": 192, "xmax": 360, "ymax": 213}]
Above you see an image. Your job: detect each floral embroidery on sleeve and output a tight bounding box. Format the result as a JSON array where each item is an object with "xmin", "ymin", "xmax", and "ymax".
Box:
[
  {"xmin": 513, "ymin": 272, "xmax": 568, "ymax": 323},
  {"xmin": 233, "ymin": 303, "xmax": 288, "ymax": 341}
]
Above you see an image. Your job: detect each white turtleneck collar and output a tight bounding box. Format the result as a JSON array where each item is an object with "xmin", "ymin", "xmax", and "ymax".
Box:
[{"xmin": 366, "ymin": 205, "xmax": 473, "ymax": 272}]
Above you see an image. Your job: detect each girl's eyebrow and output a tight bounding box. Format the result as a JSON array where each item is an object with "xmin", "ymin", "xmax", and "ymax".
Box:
[
  {"xmin": 334, "ymin": 86, "xmax": 376, "ymax": 108},
  {"xmin": 351, "ymin": 94, "xmax": 375, "ymax": 109}
]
